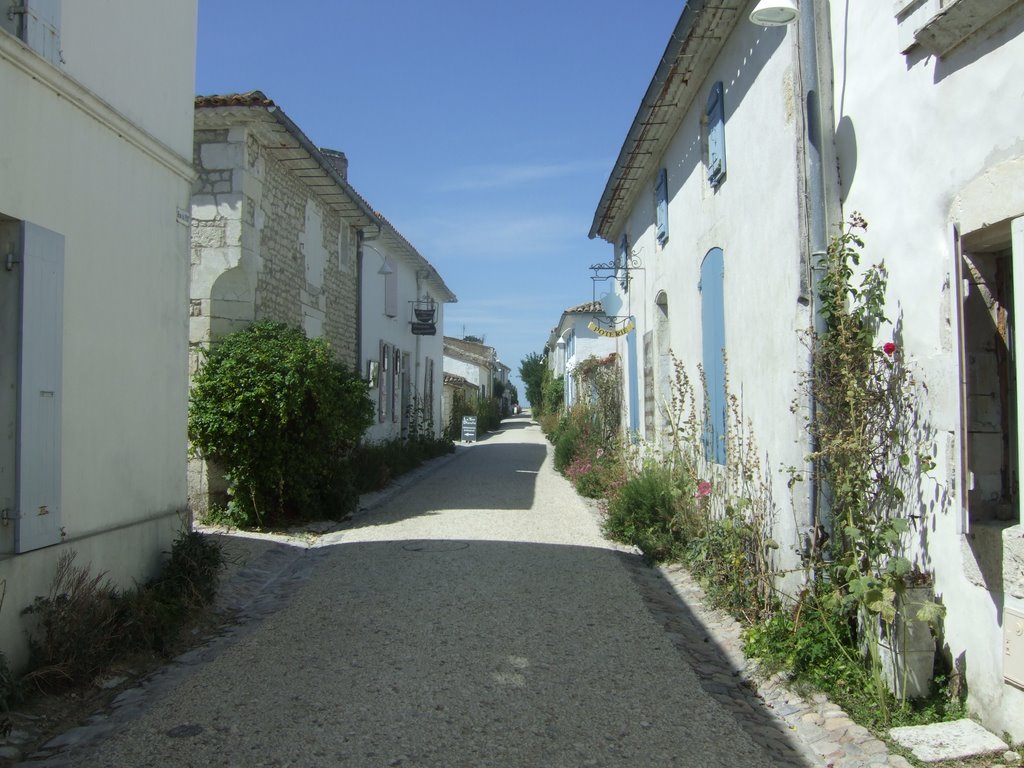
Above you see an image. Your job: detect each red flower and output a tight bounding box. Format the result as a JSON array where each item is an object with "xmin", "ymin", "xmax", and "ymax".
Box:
[{"xmin": 883, "ymin": 342, "xmax": 896, "ymax": 356}]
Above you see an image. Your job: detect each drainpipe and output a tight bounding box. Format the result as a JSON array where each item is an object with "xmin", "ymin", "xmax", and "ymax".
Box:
[
  {"xmin": 800, "ymin": 0, "xmax": 832, "ymax": 560},
  {"xmin": 356, "ymin": 229, "xmax": 365, "ymax": 377}
]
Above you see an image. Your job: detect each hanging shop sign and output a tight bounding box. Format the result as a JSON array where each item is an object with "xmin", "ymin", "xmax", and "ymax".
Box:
[
  {"xmin": 587, "ymin": 319, "xmax": 635, "ymax": 338},
  {"xmin": 411, "ymin": 322, "xmax": 437, "ymax": 336},
  {"xmin": 413, "ymin": 301, "xmax": 437, "ymax": 324}
]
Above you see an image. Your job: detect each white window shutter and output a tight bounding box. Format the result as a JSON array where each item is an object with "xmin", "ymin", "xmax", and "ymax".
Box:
[
  {"xmin": 24, "ymin": 0, "xmax": 61, "ymax": 66},
  {"xmin": 16, "ymin": 222, "xmax": 64, "ymax": 553}
]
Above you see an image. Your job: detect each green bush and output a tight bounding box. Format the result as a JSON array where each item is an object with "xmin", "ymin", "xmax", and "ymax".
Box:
[
  {"xmin": 353, "ymin": 434, "xmax": 454, "ymax": 493},
  {"xmin": 476, "ymin": 397, "xmax": 502, "ymax": 433},
  {"xmin": 603, "ymin": 463, "xmax": 694, "ymax": 562},
  {"xmin": 553, "ymin": 419, "xmax": 582, "ymax": 472},
  {"xmin": 188, "ymin": 321, "xmax": 374, "ymax": 527}
]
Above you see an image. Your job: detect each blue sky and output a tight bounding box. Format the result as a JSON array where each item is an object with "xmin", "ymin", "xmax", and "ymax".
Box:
[{"xmin": 195, "ymin": 0, "xmax": 683, "ymax": 403}]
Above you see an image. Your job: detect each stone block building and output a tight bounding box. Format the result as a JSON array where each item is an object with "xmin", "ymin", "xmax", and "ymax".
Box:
[{"xmin": 190, "ymin": 92, "xmax": 455, "ymax": 512}]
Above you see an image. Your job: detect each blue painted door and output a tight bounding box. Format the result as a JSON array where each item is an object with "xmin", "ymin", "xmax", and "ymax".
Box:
[{"xmin": 700, "ymin": 248, "xmax": 726, "ymax": 464}]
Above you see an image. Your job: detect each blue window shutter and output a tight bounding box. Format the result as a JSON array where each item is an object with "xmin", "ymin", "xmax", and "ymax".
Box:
[
  {"xmin": 706, "ymin": 82, "xmax": 726, "ymax": 186},
  {"xmin": 700, "ymin": 247, "xmax": 726, "ymax": 464},
  {"xmin": 15, "ymin": 222, "xmax": 64, "ymax": 553},
  {"xmin": 655, "ymin": 168, "xmax": 669, "ymax": 243}
]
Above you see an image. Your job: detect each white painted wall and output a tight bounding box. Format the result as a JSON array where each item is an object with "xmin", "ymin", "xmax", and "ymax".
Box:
[
  {"xmin": 558, "ymin": 314, "xmax": 616, "ymax": 409},
  {"xmin": 608, "ymin": 19, "xmax": 811, "ymax": 581},
  {"xmin": 443, "ymin": 354, "xmax": 486, "ymax": 391},
  {"xmin": 361, "ymin": 241, "xmax": 448, "ymax": 442},
  {"xmin": 0, "ymin": 4, "xmax": 196, "ymax": 667},
  {"xmin": 831, "ymin": 5, "xmax": 1024, "ymax": 739},
  {"xmin": 60, "ymin": 2, "xmax": 197, "ymax": 158}
]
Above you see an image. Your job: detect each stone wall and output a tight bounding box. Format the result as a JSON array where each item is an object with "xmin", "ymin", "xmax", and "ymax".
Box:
[{"xmin": 189, "ymin": 122, "xmax": 360, "ymax": 515}]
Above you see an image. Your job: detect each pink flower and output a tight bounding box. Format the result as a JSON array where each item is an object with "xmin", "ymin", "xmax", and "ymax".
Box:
[
  {"xmin": 696, "ymin": 480, "xmax": 712, "ymax": 498},
  {"xmin": 883, "ymin": 342, "xmax": 896, "ymax": 356}
]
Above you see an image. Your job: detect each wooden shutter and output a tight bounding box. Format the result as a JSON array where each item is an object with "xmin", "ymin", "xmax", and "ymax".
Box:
[
  {"xmin": 379, "ymin": 342, "xmax": 389, "ymax": 422},
  {"xmin": 700, "ymin": 247, "xmax": 726, "ymax": 464},
  {"xmin": 23, "ymin": 0, "xmax": 61, "ymax": 66},
  {"xmin": 16, "ymin": 222, "xmax": 64, "ymax": 552},
  {"xmin": 655, "ymin": 168, "xmax": 669, "ymax": 243},
  {"xmin": 384, "ymin": 261, "xmax": 398, "ymax": 317},
  {"xmin": 706, "ymin": 82, "xmax": 726, "ymax": 186}
]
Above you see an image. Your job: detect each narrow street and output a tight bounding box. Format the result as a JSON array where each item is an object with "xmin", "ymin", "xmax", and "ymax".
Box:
[{"xmin": 26, "ymin": 417, "xmax": 819, "ymax": 767}]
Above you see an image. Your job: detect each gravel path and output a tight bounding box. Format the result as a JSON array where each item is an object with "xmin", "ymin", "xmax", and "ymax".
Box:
[{"xmin": 18, "ymin": 417, "xmax": 834, "ymax": 767}]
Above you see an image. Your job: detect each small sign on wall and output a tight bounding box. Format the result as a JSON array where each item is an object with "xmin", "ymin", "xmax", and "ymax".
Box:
[{"xmin": 461, "ymin": 415, "xmax": 477, "ymax": 443}]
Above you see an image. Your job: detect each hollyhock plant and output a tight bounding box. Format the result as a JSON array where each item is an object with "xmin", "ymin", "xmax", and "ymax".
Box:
[{"xmin": 696, "ymin": 480, "xmax": 712, "ymax": 497}]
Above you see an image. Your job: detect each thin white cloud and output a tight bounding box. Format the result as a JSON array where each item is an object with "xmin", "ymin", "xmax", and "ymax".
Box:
[
  {"xmin": 440, "ymin": 160, "xmax": 607, "ymax": 192},
  {"xmin": 408, "ymin": 211, "xmax": 590, "ymax": 261}
]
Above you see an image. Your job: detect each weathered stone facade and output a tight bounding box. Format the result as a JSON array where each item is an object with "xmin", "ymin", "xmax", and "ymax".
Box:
[
  {"xmin": 189, "ymin": 115, "xmax": 362, "ymax": 514},
  {"xmin": 190, "ymin": 126, "xmax": 358, "ymax": 374}
]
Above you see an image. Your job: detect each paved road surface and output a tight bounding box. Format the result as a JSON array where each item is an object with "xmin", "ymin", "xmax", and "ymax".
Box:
[{"xmin": 30, "ymin": 416, "xmax": 815, "ymax": 767}]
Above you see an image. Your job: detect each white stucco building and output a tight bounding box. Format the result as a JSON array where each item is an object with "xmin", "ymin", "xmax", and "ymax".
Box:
[
  {"xmin": 361, "ymin": 219, "xmax": 456, "ymax": 444},
  {"xmin": 0, "ymin": 2, "xmax": 197, "ymax": 667},
  {"xmin": 590, "ymin": 0, "xmax": 1024, "ymax": 737},
  {"xmin": 545, "ymin": 301, "xmax": 617, "ymax": 411},
  {"xmin": 443, "ymin": 337, "xmax": 498, "ymax": 400}
]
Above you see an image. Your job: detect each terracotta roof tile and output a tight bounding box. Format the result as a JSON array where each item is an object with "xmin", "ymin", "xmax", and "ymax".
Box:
[
  {"xmin": 194, "ymin": 91, "xmax": 275, "ymax": 108},
  {"xmin": 565, "ymin": 300, "xmax": 603, "ymax": 314}
]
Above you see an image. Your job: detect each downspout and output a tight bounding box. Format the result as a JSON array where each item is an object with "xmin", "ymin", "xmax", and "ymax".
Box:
[
  {"xmin": 356, "ymin": 229, "xmax": 365, "ymax": 377},
  {"xmin": 800, "ymin": 0, "xmax": 832, "ymax": 559}
]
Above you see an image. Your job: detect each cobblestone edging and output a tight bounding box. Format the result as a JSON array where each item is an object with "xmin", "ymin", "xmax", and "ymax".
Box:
[{"xmin": 623, "ymin": 555, "xmax": 914, "ymax": 768}]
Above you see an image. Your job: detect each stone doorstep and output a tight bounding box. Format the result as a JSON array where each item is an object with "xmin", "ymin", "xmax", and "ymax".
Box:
[{"xmin": 889, "ymin": 718, "xmax": 1009, "ymax": 763}]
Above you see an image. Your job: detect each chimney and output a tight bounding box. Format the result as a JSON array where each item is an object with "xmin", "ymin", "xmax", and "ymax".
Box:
[{"xmin": 320, "ymin": 148, "xmax": 348, "ymax": 182}]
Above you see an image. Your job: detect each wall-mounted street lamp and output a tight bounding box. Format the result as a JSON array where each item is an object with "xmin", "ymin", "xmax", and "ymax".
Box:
[
  {"xmin": 749, "ymin": 0, "xmax": 799, "ymax": 26},
  {"xmin": 361, "ymin": 242, "xmax": 394, "ymax": 275}
]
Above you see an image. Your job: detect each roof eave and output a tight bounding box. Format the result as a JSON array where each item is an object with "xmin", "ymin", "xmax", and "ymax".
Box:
[{"xmin": 589, "ymin": 0, "xmax": 746, "ymax": 242}]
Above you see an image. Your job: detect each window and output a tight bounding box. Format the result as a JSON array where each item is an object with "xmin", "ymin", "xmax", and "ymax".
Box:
[
  {"xmin": 655, "ymin": 168, "xmax": 669, "ymax": 244},
  {"xmin": 957, "ymin": 217, "xmax": 1023, "ymax": 527},
  {"xmin": 339, "ymin": 222, "xmax": 352, "ymax": 272},
  {"xmin": 705, "ymin": 82, "xmax": 726, "ymax": 188},
  {"xmin": 896, "ymin": 0, "xmax": 1019, "ymax": 56},
  {"xmin": 384, "ymin": 260, "xmax": 398, "ymax": 317},
  {"xmin": 700, "ymin": 248, "xmax": 726, "ymax": 464},
  {"xmin": 1, "ymin": 217, "xmax": 64, "ymax": 553},
  {"xmin": 1, "ymin": 0, "xmax": 61, "ymax": 66},
  {"xmin": 378, "ymin": 342, "xmax": 390, "ymax": 422},
  {"xmin": 423, "ymin": 357, "xmax": 434, "ymax": 422},
  {"xmin": 392, "ymin": 347, "xmax": 401, "ymax": 423}
]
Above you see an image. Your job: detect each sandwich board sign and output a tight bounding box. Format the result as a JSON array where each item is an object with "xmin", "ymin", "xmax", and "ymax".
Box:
[{"xmin": 461, "ymin": 415, "xmax": 477, "ymax": 443}]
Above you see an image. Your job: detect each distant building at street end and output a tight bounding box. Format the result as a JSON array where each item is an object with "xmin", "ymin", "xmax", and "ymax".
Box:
[{"xmin": 545, "ymin": 301, "xmax": 617, "ymax": 413}]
